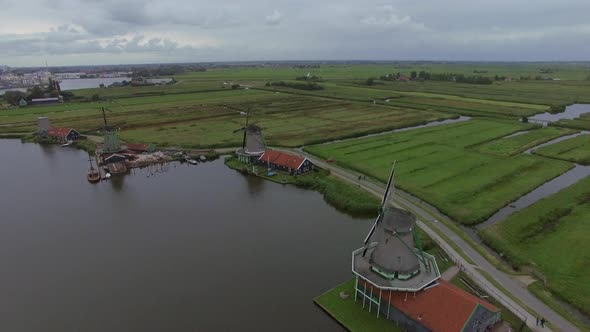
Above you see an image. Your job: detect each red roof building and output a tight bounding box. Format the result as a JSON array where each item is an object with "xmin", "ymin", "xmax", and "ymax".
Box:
[
  {"xmin": 258, "ymin": 150, "xmax": 313, "ymax": 174},
  {"xmin": 46, "ymin": 127, "xmax": 81, "ymax": 143},
  {"xmin": 125, "ymin": 143, "xmax": 156, "ymax": 153},
  {"xmin": 359, "ymin": 279, "xmax": 501, "ymax": 332}
]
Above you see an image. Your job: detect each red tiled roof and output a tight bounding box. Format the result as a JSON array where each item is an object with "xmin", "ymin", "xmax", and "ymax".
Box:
[
  {"xmin": 126, "ymin": 143, "xmax": 149, "ymax": 151},
  {"xmin": 259, "ymin": 150, "xmax": 307, "ymax": 170},
  {"xmin": 363, "ymin": 280, "xmax": 499, "ymax": 332},
  {"xmin": 47, "ymin": 127, "xmax": 73, "ymax": 138}
]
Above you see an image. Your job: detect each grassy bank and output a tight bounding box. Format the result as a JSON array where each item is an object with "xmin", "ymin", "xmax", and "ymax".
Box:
[
  {"xmin": 533, "ymin": 133, "xmax": 590, "ymax": 164},
  {"xmin": 474, "ymin": 127, "xmax": 577, "ymax": 156},
  {"xmin": 479, "ymin": 176, "xmax": 590, "ymax": 317},
  {"xmin": 314, "ymin": 279, "xmax": 401, "ymax": 332},
  {"xmin": 306, "ymin": 119, "xmax": 573, "ymax": 225},
  {"xmin": 528, "ymin": 281, "xmax": 590, "ymax": 332},
  {"xmin": 224, "ymin": 156, "xmax": 380, "ymax": 217}
]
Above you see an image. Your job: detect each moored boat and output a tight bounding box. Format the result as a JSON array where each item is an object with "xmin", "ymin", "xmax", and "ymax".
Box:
[
  {"xmin": 184, "ymin": 155, "xmax": 198, "ymax": 165},
  {"xmin": 87, "ymin": 157, "xmax": 101, "ymax": 183}
]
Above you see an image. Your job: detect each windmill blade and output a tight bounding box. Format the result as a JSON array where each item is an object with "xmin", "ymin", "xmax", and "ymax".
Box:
[
  {"xmin": 364, "ymin": 213, "xmax": 381, "ymax": 244},
  {"xmin": 381, "ymin": 160, "xmax": 397, "ymax": 208},
  {"xmin": 362, "ymin": 213, "xmax": 381, "ymax": 257},
  {"xmin": 233, "ymin": 127, "xmax": 245, "ymax": 133},
  {"xmin": 242, "ymin": 112, "xmax": 250, "ymax": 149}
]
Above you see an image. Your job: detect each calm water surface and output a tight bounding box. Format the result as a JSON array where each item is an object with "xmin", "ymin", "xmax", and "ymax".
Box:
[
  {"xmin": 0, "ymin": 139, "xmax": 370, "ymax": 332},
  {"xmin": 59, "ymin": 78, "xmax": 127, "ymax": 90},
  {"xmin": 528, "ymin": 103, "xmax": 590, "ymax": 122}
]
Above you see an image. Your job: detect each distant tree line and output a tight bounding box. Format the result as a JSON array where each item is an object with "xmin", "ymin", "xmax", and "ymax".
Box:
[
  {"xmin": 377, "ymin": 71, "xmax": 492, "ymax": 84},
  {"xmin": 295, "ymin": 75, "xmax": 323, "ymax": 82},
  {"xmin": 266, "ymin": 81, "xmax": 324, "ymax": 90},
  {"xmin": 293, "ymin": 64, "xmax": 320, "ymax": 69},
  {"xmin": 132, "ymin": 65, "xmax": 204, "ymax": 78}
]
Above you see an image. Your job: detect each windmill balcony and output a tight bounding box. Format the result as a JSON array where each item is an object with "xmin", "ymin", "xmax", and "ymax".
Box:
[{"xmin": 352, "ymin": 243, "xmax": 441, "ymax": 292}]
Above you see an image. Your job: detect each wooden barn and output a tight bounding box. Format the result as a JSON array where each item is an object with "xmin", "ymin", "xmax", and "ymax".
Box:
[
  {"xmin": 258, "ymin": 150, "xmax": 313, "ymax": 175},
  {"xmin": 47, "ymin": 127, "xmax": 81, "ymax": 143}
]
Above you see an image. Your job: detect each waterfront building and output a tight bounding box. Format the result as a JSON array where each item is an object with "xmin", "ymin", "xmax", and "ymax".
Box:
[
  {"xmin": 257, "ymin": 150, "xmax": 313, "ymax": 175},
  {"xmin": 352, "ymin": 163, "xmax": 501, "ymax": 332},
  {"xmin": 30, "ymin": 97, "xmax": 60, "ymax": 105},
  {"xmin": 234, "ymin": 114, "xmax": 266, "ymax": 163},
  {"xmin": 47, "ymin": 128, "xmax": 81, "ymax": 143}
]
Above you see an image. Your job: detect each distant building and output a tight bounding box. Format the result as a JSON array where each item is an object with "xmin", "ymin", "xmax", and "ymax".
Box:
[
  {"xmin": 18, "ymin": 99, "xmax": 27, "ymax": 107},
  {"xmin": 258, "ymin": 150, "xmax": 313, "ymax": 175},
  {"xmin": 47, "ymin": 128, "xmax": 81, "ymax": 143},
  {"xmin": 99, "ymin": 153, "xmax": 127, "ymax": 165},
  {"xmin": 30, "ymin": 97, "xmax": 61, "ymax": 105},
  {"xmin": 126, "ymin": 143, "xmax": 156, "ymax": 153}
]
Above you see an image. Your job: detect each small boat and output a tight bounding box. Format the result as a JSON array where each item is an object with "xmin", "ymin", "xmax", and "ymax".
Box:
[
  {"xmin": 87, "ymin": 157, "xmax": 100, "ymax": 183},
  {"xmin": 62, "ymin": 140, "xmax": 73, "ymax": 147},
  {"xmin": 199, "ymin": 155, "xmax": 207, "ymax": 162},
  {"xmin": 184, "ymin": 155, "xmax": 198, "ymax": 165}
]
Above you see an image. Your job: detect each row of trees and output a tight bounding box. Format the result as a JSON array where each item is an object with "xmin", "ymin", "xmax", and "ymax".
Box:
[
  {"xmin": 265, "ymin": 81, "xmax": 324, "ymax": 90},
  {"xmin": 375, "ymin": 71, "xmax": 493, "ymax": 85}
]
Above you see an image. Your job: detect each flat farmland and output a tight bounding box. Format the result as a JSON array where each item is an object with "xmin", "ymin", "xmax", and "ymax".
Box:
[
  {"xmin": 480, "ymin": 176, "xmax": 590, "ymax": 316},
  {"xmin": 552, "ymin": 112, "xmax": 590, "ymax": 131},
  {"xmin": 374, "ymin": 80, "xmax": 590, "ymax": 106},
  {"xmin": 120, "ymin": 94, "xmax": 453, "ymax": 148},
  {"xmin": 0, "ymin": 89, "xmax": 452, "ymax": 148},
  {"xmin": 260, "ymin": 82, "xmax": 546, "ymax": 118},
  {"xmin": 475, "ymin": 127, "xmax": 577, "ymax": 156},
  {"xmin": 533, "ymin": 134, "xmax": 590, "ymax": 164},
  {"xmin": 0, "ymin": 89, "xmax": 281, "ymax": 133},
  {"xmin": 305, "ymin": 119, "xmax": 573, "ymax": 224}
]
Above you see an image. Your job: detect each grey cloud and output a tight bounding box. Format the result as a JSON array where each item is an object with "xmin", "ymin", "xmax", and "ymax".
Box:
[
  {"xmin": 1, "ymin": 0, "xmax": 590, "ymax": 65},
  {"xmin": 264, "ymin": 10, "xmax": 283, "ymax": 26}
]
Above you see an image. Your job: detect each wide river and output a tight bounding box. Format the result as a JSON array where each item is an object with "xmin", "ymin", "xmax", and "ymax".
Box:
[{"xmin": 0, "ymin": 139, "xmax": 371, "ymax": 332}]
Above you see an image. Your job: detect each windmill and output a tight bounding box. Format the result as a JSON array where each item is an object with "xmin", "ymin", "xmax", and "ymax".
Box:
[
  {"xmin": 233, "ymin": 111, "xmax": 266, "ymax": 164},
  {"xmin": 360, "ymin": 161, "xmax": 429, "ymax": 281},
  {"xmin": 84, "ymin": 107, "xmax": 126, "ymax": 154}
]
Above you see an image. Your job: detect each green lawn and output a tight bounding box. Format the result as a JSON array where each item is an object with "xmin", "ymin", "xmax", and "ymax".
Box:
[
  {"xmin": 305, "ymin": 119, "xmax": 574, "ymax": 224},
  {"xmin": 533, "ymin": 133, "xmax": 590, "ymax": 164},
  {"xmin": 475, "ymin": 127, "xmax": 578, "ymax": 156},
  {"xmin": 314, "ymin": 279, "xmax": 401, "ymax": 332},
  {"xmin": 479, "ymin": 176, "xmax": 590, "ymax": 317}
]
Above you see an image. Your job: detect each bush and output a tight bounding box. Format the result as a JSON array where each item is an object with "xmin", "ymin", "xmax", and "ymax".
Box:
[{"xmin": 549, "ymin": 104, "xmax": 567, "ymax": 114}]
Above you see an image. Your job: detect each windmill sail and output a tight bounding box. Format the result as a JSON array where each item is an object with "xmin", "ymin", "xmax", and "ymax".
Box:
[
  {"xmin": 242, "ymin": 113, "xmax": 249, "ymax": 149},
  {"xmin": 362, "ymin": 161, "xmax": 396, "ymax": 256},
  {"xmin": 381, "ymin": 160, "xmax": 396, "ymax": 209}
]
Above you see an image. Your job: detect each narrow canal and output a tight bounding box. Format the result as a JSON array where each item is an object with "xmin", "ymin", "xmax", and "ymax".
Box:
[{"xmin": 0, "ymin": 139, "xmax": 371, "ymax": 332}]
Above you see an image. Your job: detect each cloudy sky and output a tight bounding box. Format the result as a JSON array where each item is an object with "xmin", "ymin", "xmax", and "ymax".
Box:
[{"xmin": 1, "ymin": 0, "xmax": 590, "ymax": 66}]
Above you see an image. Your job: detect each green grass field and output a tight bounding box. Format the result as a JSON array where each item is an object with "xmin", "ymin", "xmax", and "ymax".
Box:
[
  {"xmin": 551, "ymin": 112, "xmax": 590, "ymax": 131},
  {"xmin": 533, "ymin": 133, "xmax": 590, "ymax": 164},
  {"xmin": 475, "ymin": 127, "xmax": 578, "ymax": 156},
  {"xmin": 0, "ymin": 89, "xmax": 452, "ymax": 148},
  {"xmin": 305, "ymin": 119, "xmax": 574, "ymax": 224},
  {"xmin": 373, "ymin": 80, "xmax": 590, "ymax": 106},
  {"xmin": 479, "ymin": 176, "xmax": 590, "ymax": 316}
]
